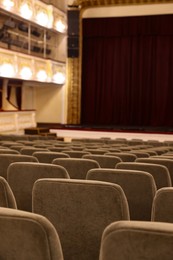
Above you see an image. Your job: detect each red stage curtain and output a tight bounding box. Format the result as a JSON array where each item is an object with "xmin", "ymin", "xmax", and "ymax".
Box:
[{"xmin": 81, "ymin": 15, "xmax": 173, "ymax": 127}]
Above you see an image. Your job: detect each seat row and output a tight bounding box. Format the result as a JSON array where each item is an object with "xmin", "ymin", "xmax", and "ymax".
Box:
[
  {"xmin": 1, "ymin": 178, "xmax": 173, "ymax": 260},
  {"xmin": 0, "ymin": 143, "xmax": 173, "ymax": 259}
]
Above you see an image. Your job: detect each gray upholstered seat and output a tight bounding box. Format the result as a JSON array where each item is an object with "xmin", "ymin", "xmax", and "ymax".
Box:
[
  {"xmin": 151, "ymin": 187, "xmax": 173, "ymax": 223},
  {"xmin": 52, "ymin": 158, "xmax": 100, "ymax": 179},
  {"xmin": 84, "ymin": 148, "xmax": 107, "ymax": 155},
  {"xmin": 116, "ymin": 162, "xmax": 172, "ymax": 189},
  {"xmin": 105, "ymin": 152, "xmax": 137, "ymax": 162},
  {"xmin": 0, "ymin": 207, "xmax": 64, "ymax": 260},
  {"xmin": 20, "ymin": 147, "xmax": 49, "ymax": 155},
  {"xmin": 62, "ymin": 150, "xmax": 91, "ymax": 158},
  {"xmin": 0, "ymin": 176, "xmax": 17, "ymax": 209},
  {"xmin": 33, "ymin": 151, "xmax": 70, "ymax": 163},
  {"xmin": 83, "ymin": 154, "xmax": 122, "ymax": 168},
  {"xmin": 7, "ymin": 162, "xmax": 69, "ymax": 212},
  {"xmin": 136, "ymin": 158, "xmax": 173, "ymax": 184},
  {"xmin": 0, "ymin": 154, "xmax": 38, "ymax": 179},
  {"xmin": 87, "ymin": 168, "xmax": 156, "ymax": 220},
  {"xmin": 129, "ymin": 151, "xmax": 150, "ymax": 158},
  {"xmin": 49, "ymin": 147, "xmax": 72, "ymax": 152},
  {"xmin": 99, "ymin": 220, "xmax": 173, "ymax": 260},
  {"xmin": 33, "ymin": 178, "xmax": 130, "ymax": 260},
  {"xmin": 0, "ymin": 149, "xmax": 20, "ymax": 154}
]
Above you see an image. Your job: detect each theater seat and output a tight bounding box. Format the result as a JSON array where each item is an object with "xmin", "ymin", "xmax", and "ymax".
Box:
[
  {"xmin": 116, "ymin": 162, "xmax": 172, "ymax": 189},
  {"xmin": 52, "ymin": 158, "xmax": 100, "ymax": 179},
  {"xmin": 99, "ymin": 220, "xmax": 173, "ymax": 260},
  {"xmin": 33, "ymin": 178, "xmax": 130, "ymax": 260},
  {"xmin": 0, "ymin": 154, "xmax": 38, "ymax": 179},
  {"xmin": 33, "ymin": 151, "xmax": 70, "ymax": 163},
  {"xmin": 151, "ymin": 187, "xmax": 173, "ymax": 223},
  {"xmin": 7, "ymin": 162, "xmax": 70, "ymax": 212},
  {"xmin": 83, "ymin": 154, "xmax": 122, "ymax": 168},
  {"xmin": 0, "ymin": 207, "xmax": 63, "ymax": 260},
  {"xmin": 87, "ymin": 168, "xmax": 156, "ymax": 220},
  {"xmin": 0, "ymin": 176, "xmax": 17, "ymax": 209}
]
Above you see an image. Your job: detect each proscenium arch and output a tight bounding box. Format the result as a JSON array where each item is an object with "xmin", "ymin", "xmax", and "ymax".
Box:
[{"xmin": 66, "ymin": 0, "xmax": 173, "ymax": 124}]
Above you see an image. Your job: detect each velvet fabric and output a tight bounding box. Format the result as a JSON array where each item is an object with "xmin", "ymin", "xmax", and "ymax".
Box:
[
  {"xmin": 82, "ymin": 15, "xmax": 173, "ymax": 128},
  {"xmin": 0, "ymin": 207, "xmax": 64, "ymax": 260},
  {"xmin": 151, "ymin": 187, "xmax": 173, "ymax": 223},
  {"xmin": 32, "ymin": 178, "xmax": 130, "ymax": 260},
  {"xmin": 87, "ymin": 168, "xmax": 156, "ymax": 220},
  {"xmin": 0, "ymin": 176, "xmax": 17, "ymax": 209},
  {"xmin": 116, "ymin": 162, "xmax": 172, "ymax": 189},
  {"xmin": 83, "ymin": 154, "xmax": 122, "ymax": 168},
  {"xmin": 0, "ymin": 154, "xmax": 38, "ymax": 179},
  {"xmin": 32, "ymin": 151, "xmax": 70, "ymax": 163},
  {"xmin": 52, "ymin": 158, "xmax": 100, "ymax": 179},
  {"xmin": 136, "ymin": 158, "xmax": 173, "ymax": 184},
  {"xmin": 99, "ymin": 220, "xmax": 173, "ymax": 260},
  {"xmin": 7, "ymin": 162, "xmax": 70, "ymax": 212}
]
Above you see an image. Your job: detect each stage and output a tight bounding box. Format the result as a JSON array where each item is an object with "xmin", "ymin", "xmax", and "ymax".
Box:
[{"xmin": 42, "ymin": 124, "xmax": 173, "ymax": 142}]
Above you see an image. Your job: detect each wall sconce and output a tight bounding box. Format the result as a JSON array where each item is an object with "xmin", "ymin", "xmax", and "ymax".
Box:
[
  {"xmin": 34, "ymin": 2, "xmax": 52, "ymax": 28},
  {"xmin": 18, "ymin": 55, "xmax": 33, "ymax": 80},
  {"xmin": 55, "ymin": 19, "xmax": 66, "ymax": 33},
  {"xmin": 0, "ymin": 61, "xmax": 15, "ymax": 77},
  {"xmin": 52, "ymin": 71, "xmax": 65, "ymax": 84},
  {"xmin": 0, "ymin": 52, "xmax": 16, "ymax": 78},
  {"xmin": 53, "ymin": 8, "xmax": 67, "ymax": 33},
  {"xmin": 52, "ymin": 63, "xmax": 66, "ymax": 84},
  {"xmin": 19, "ymin": 66, "xmax": 32, "ymax": 79},
  {"xmin": 1, "ymin": 0, "xmax": 15, "ymax": 11},
  {"xmin": 35, "ymin": 59, "xmax": 49, "ymax": 82},
  {"xmin": 19, "ymin": 0, "xmax": 33, "ymax": 19},
  {"xmin": 36, "ymin": 69, "xmax": 47, "ymax": 81}
]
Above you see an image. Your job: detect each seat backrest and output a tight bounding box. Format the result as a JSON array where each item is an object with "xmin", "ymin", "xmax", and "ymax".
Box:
[
  {"xmin": 105, "ymin": 152, "xmax": 137, "ymax": 162},
  {"xmin": 84, "ymin": 149, "xmax": 107, "ymax": 155},
  {"xmin": 33, "ymin": 151, "xmax": 70, "ymax": 163},
  {"xmin": 87, "ymin": 168, "xmax": 156, "ymax": 221},
  {"xmin": 151, "ymin": 187, "xmax": 173, "ymax": 223},
  {"xmin": 99, "ymin": 220, "xmax": 173, "ymax": 260},
  {"xmin": 62, "ymin": 150, "xmax": 91, "ymax": 158},
  {"xmin": 0, "ymin": 154, "xmax": 38, "ymax": 179},
  {"xmin": 136, "ymin": 158, "xmax": 173, "ymax": 184},
  {"xmin": 33, "ymin": 179, "xmax": 130, "ymax": 260},
  {"xmin": 20, "ymin": 147, "xmax": 49, "ymax": 155},
  {"xmin": 0, "ymin": 149, "xmax": 20, "ymax": 154},
  {"xmin": 83, "ymin": 154, "xmax": 122, "ymax": 168},
  {"xmin": 0, "ymin": 207, "xmax": 64, "ymax": 260},
  {"xmin": 0, "ymin": 176, "xmax": 17, "ymax": 209},
  {"xmin": 116, "ymin": 162, "xmax": 172, "ymax": 189},
  {"xmin": 7, "ymin": 162, "xmax": 69, "ymax": 212},
  {"xmin": 52, "ymin": 158, "xmax": 100, "ymax": 179},
  {"xmin": 129, "ymin": 151, "xmax": 150, "ymax": 158}
]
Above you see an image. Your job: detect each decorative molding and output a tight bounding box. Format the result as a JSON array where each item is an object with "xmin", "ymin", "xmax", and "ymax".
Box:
[
  {"xmin": 72, "ymin": 0, "xmax": 173, "ymax": 7},
  {"xmin": 67, "ymin": 58, "xmax": 81, "ymax": 124},
  {"xmin": 0, "ymin": 111, "xmax": 36, "ymax": 134}
]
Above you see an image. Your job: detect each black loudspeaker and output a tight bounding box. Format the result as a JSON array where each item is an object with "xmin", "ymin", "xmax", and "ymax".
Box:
[{"xmin": 67, "ymin": 9, "xmax": 79, "ymax": 57}]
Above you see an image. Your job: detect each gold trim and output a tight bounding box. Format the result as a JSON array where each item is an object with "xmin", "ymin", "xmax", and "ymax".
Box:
[
  {"xmin": 73, "ymin": 0, "xmax": 172, "ymax": 7},
  {"xmin": 67, "ymin": 58, "xmax": 81, "ymax": 124}
]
